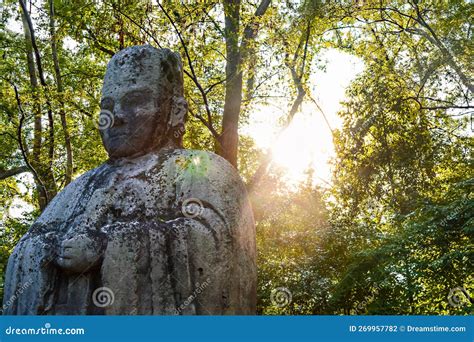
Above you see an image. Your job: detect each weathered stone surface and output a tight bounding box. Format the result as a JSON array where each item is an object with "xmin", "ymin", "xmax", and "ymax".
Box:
[{"xmin": 3, "ymin": 45, "xmax": 256, "ymax": 315}]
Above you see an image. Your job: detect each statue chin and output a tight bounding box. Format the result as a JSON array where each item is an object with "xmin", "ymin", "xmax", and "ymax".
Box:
[
  {"xmin": 106, "ymin": 143, "xmax": 160, "ymax": 160},
  {"xmin": 103, "ymin": 138, "xmax": 143, "ymax": 160},
  {"xmin": 107, "ymin": 146, "xmax": 136, "ymax": 160}
]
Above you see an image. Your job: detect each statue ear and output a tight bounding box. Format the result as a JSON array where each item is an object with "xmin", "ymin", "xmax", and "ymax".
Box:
[{"xmin": 169, "ymin": 96, "xmax": 188, "ymax": 141}]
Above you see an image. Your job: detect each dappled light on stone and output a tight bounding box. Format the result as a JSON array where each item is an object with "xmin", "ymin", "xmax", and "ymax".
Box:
[{"xmin": 2, "ymin": 45, "xmax": 256, "ymax": 315}]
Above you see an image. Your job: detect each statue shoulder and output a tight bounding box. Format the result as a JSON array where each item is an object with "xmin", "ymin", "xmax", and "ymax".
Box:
[
  {"xmin": 37, "ymin": 163, "xmax": 110, "ymax": 224},
  {"xmin": 161, "ymin": 149, "xmax": 253, "ymax": 230},
  {"xmin": 160, "ymin": 149, "xmax": 248, "ymax": 195},
  {"xmin": 51, "ymin": 163, "xmax": 108, "ymax": 202}
]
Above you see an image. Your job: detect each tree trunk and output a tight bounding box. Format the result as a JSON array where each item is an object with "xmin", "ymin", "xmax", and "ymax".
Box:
[
  {"xmin": 219, "ymin": 0, "xmax": 271, "ymax": 167},
  {"xmin": 20, "ymin": 1, "xmax": 48, "ymax": 208},
  {"xmin": 19, "ymin": 0, "xmax": 57, "ymax": 210},
  {"xmin": 49, "ymin": 0, "xmax": 73, "ymax": 185},
  {"xmin": 220, "ymin": 0, "xmax": 242, "ymax": 167}
]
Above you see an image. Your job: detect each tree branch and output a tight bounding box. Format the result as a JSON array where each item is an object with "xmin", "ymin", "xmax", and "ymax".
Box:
[
  {"xmin": 111, "ymin": 3, "xmax": 163, "ymax": 49},
  {"xmin": 19, "ymin": 0, "xmax": 56, "ymax": 178},
  {"xmin": 12, "ymin": 83, "xmax": 48, "ymax": 204},
  {"xmin": 248, "ymin": 22, "xmax": 312, "ymax": 192},
  {"xmin": 412, "ymin": 2, "xmax": 473, "ymax": 93},
  {"xmin": 157, "ymin": 2, "xmax": 217, "ymax": 137},
  {"xmin": 0, "ymin": 166, "xmax": 30, "ymax": 180}
]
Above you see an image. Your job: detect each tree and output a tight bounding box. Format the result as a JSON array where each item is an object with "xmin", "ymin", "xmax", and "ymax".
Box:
[
  {"xmin": 327, "ymin": 0, "xmax": 472, "ymax": 314},
  {"xmin": 0, "ymin": 0, "xmax": 472, "ymax": 315}
]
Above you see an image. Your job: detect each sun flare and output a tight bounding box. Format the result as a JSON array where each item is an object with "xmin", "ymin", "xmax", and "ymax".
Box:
[
  {"xmin": 244, "ymin": 49, "xmax": 364, "ymax": 186},
  {"xmin": 270, "ymin": 109, "xmax": 333, "ymax": 185}
]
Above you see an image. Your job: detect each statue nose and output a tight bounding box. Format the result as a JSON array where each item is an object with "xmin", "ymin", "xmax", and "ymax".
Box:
[{"xmin": 113, "ymin": 110, "xmax": 127, "ymax": 127}]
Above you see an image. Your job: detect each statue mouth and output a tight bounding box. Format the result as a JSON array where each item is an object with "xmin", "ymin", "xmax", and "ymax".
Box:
[{"xmin": 109, "ymin": 131, "xmax": 128, "ymax": 139}]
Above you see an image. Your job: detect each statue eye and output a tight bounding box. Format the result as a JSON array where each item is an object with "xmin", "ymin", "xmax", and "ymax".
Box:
[
  {"xmin": 122, "ymin": 92, "xmax": 153, "ymax": 112},
  {"xmin": 129, "ymin": 94, "xmax": 142, "ymax": 104},
  {"xmin": 100, "ymin": 98, "xmax": 114, "ymax": 111},
  {"xmin": 122, "ymin": 93, "xmax": 144, "ymax": 109}
]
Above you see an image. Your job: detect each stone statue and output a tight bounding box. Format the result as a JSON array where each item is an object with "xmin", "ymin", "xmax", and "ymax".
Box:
[{"xmin": 2, "ymin": 45, "xmax": 256, "ymax": 315}]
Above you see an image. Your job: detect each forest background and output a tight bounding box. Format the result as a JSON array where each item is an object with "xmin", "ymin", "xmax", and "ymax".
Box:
[{"xmin": 0, "ymin": 0, "xmax": 472, "ymax": 314}]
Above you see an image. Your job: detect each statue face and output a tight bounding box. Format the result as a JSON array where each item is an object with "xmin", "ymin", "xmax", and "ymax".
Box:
[{"xmin": 99, "ymin": 61, "xmax": 165, "ymax": 159}]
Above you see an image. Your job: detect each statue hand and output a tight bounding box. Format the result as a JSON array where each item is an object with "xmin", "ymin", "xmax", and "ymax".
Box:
[{"xmin": 56, "ymin": 234, "xmax": 103, "ymax": 273}]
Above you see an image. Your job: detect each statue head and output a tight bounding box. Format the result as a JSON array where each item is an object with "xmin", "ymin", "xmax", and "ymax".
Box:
[{"xmin": 99, "ymin": 45, "xmax": 187, "ymax": 160}]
